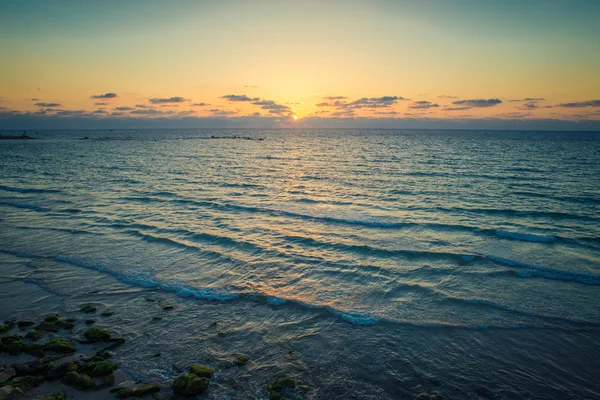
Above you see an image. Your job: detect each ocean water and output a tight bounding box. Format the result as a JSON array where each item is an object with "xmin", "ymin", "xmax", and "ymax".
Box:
[{"xmin": 1, "ymin": 129, "xmax": 599, "ymax": 399}]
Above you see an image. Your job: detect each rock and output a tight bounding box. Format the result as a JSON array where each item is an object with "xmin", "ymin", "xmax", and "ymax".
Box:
[
  {"xmin": 23, "ymin": 343, "xmax": 45, "ymax": 357},
  {"xmin": 93, "ymin": 373, "xmax": 115, "ymax": 391},
  {"xmin": 112, "ymin": 383, "xmax": 160, "ymax": 398},
  {"xmin": 44, "ymin": 338, "xmax": 76, "ymax": 353},
  {"xmin": 189, "ymin": 364, "xmax": 214, "ymax": 378},
  {"xmin": 24, "ymin": 329, "xmax": 44, "ymax": 341},
  {"xmin": 0, "ymin": 368, "xmax": 15, "ymax": 384},
  {"xmin": 7, "ymin": 341, "xmax": 24, "ymax": 355},
  {"xmin": 0, "ymin": 323, "xmax": 14, "ymax": 333},
  {"xmin": 85, "ymin": 319, "xmax": 96, "ymax": 325},
  {"xmin": 45, "ymin": 362, "xmax": 71, "ymax": 380},
  {"xmin": 0, "ymin": 386, "xmax": 24, "ymax": 400},
  {"xmin": 298, "ymin": 385, "xmax": 310, "ymax": 391},
  {"xmin": 56, "ymin": 320, "xmax": 75, "ymax": 330},
  {"xmin": 62, "ymin": 371, "xmax": 95, "ymax": 390},
  {"xmin": 475, "ymin": 387, "xmax": 494, "ymax": 398},
  {"xmin": 172, "ymin": 373, "xmax": 209, "ymax": 396},
  {"xmin": 80, "ymin": 360, "xmax": 115, "ymax": 377},
  {"xmin": 233, "ymin": 355, "xmax": 249, "ymax": 366},
  {"xmin": 12, "ymin": 359, "xmax": 48, "ymax": 376},
  {"xmin": 100, "ymin": 311, "xmax": 114, "ymax": 317},
  {"xmin": 152, "ymin": 316, "xmax": 162, "ymax": 321},
  {"xmin": 16, "ymin": 321, "xmax": 34, "ymax": 330},
  {"xmin": 269, "ymin": 377, "xmax": 295, "ymax": 392},
  {"xmin": 161, "ymin": 305, "xmax": 174, "ymax": 310},
  {"xmin": 44, "ymin": 391, "xmax": 66, "ymax": 400},
  {"xmin": 84, "ymin": 327, "xmax": 111, "ymax": 341},
  {"xmin": 35, "ymin": 321, "xmax": 59, "ymax": 332},
  {"xmin": 144, "ymin": 297, "xmax": 155, "ymax": 302},
  {"xmin": 80, "ymin": 305, "xmax": 97, "ymax": 313},
  {"xmin": 269, "ymin": 390, "xmax": 281, "ymax": 400},
  {"xmin": 44, "ymin": 315, "xmax": 59, "ymax": 323}
]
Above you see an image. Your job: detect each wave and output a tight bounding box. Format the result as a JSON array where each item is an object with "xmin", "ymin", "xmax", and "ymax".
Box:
[
  {"xmin": 0, "ymin": 185, "xmax": 60, "ymax": 194},
  {"xmin": 494, "ymin": 229, "xmax": 556, "ymax": 243},
  {"xmin": 487, "ymin": 256, "xmax": 600, "ymax": 285},
  {"xmin": 0, "ymin": 201, "xmax": 51, "ymax": 212}
]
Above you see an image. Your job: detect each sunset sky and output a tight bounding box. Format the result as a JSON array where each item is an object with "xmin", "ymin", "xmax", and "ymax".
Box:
[{"xmin": 1, "ymin": 0, "xmax": 599, "ymax": 129}]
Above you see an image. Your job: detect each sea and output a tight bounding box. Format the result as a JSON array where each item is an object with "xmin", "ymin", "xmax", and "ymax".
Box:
[{"xmin": 1, "ymin": 129, "xmax": 599, "ymax": 399}]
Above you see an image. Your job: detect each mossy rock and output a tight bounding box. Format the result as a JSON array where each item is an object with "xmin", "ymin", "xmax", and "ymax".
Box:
[
  {"xmin": 152, "ymin": 316, "xmax": 162, "ymax": 321},
  {"xmin": 44, "ymin": 390, "xmax": 66, "ymax": 400},
  {"xmin": 7, "ymin": 340, "xmax": 24, "ymax": 355},
  {"xmin": 100, "ymin": 311, "xmax": 114, "ymax": 317},
  {"xmin": 80, "ymin": 305, "xmax": 97, "ymax": 313},
  {"xmin": 67, "ymin": 362, "xmax": 78, "ymax": 372},
  {"xmin": 172, "ymin": 373, "xmax": 209, "ymax": 396},
  {"xmin": 84, "ymin": 326, "xmax": 111, "ymax": 341},
  {"xmin": 0, "ymin": 322, "xmax": 14, "ymax": 333},
  {"xmin": 269, "ymin": 390, "xmax": 281, "ymax": 400},
  {"xmin": 56, "ymin": 320, "xmax": 75, "ymax": 330},
  {"xmin": 85, "ymin": 319, "xmax": 96, "ymax": 325},
  {"xmin": 17, "ymin": 320, "xmax": 35, "ymax": 329},
  {"xmin": 63, "ymin": 371, "xmax": 95, "ymax": 390},
  {"xmin": 112, "ymin": 384, "xmax": 160, "ymax": 398},
  {"xmin": 35, "ymin": 321, "xmax": 59, "ymax": 332},
  {"xmin": 268, "ymin": 377, "xmax": 295, "ymax": 394},
  {"xmin": 25, "ymin": 329, "xmax": 45, "ymax": 341},
  {"xmin": 44, "ymin": 338, "xmax": 76, "ymax": 353},
  {"xmin": 233, "ymin": 355, "xmax": 249, "ymax": 366},
  {"xmin": 24, "ymin": 343, "xmax": 45, "ymax": 357},
  {"xmin": 161, "ymin": 305, "xmax": 174, "ymax": 310},
  {"xmin": 189, "ymin": 364, "xmax": 214, "ymax": 378},
  {"xmin": 44, "ymin": 314, "xmax": 59, "ymax": 323},
  {"xmin": 80, "ymin": 360, "xmax": 115, "ymax": 377}
]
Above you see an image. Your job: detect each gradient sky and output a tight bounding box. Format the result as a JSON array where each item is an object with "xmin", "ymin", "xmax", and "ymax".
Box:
[{"xmin": 1, "ymin": 0, "xmax": 599, "ymax": 129}]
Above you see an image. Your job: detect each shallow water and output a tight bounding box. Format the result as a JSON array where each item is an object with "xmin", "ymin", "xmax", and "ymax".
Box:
[{"xmin": 1, "ymin": 129, "xmax": 599, "ymax": 398}]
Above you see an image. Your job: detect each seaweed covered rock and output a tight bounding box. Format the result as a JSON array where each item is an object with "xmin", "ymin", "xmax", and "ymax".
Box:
[
  {"xmin": 233, "ymin": 355, "xmax": 249, "ymax": 366},
  {"xmin": 44, "ymin": 391, "xmax": 66, "ymax": 400},
  {"xmin": 44, "ymin": 315, "xmax": 59, "ymax": 323},
  {"xmin": 56, "ymin": 320, "xmax": 75, "ymax": 330},
  {"xmin": 267, "ymin": 377, "xmax": 296, "ymax": 400},
  {"xmin": 6, "ymin": 341, "xmax": 24, "ymax": 356},
  {"xmin": 45, "ymin": 362, "xmax": 73, "ymax": 380},
  {"xmin": 0, "ymin": 322, "xmax": 14, "ymax": 333},
  {"xmin": 62, "ymin": 371, "xmax": 95, "ymax": 390},
  {"xmin": 189, "ymin": 364, "xmax": 214, "ymax": 378},
  {"xmin": 80, "ymin": 360, "xmax": 115, "ymax": 377},
  {"xmin": 23, "ymin": 343, "xmax": 45, "ymax": 357},
  {"xmin": 24, "ymin": 330, "xmax": 44, "ymax": 341},
  {"xmin": 84, "ymin": 327, "xmax": 111, "ymax": 341},
  {"xmin": 35, "ymin": 321, "xmax": 59, "ymax": 333},
  {"xmin": 80, "ymin": 305, "xmax": 97, "ymax": 313},
  {"xmin": 100, "ymin": 311, "xmax": 114, "ymax": 317},
  {"xmin": 44, "ymin": 338, "xmax": 76, "ymax": 353},
  {"xmin": 17, "ymin": 321, "xmax": 34, "ymax": 330},
  {"xmin": 172, "ymin": 373, "xmax": 209, "ymax": 396}
]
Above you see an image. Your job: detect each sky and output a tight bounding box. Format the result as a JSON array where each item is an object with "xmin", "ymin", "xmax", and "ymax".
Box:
[{"xmin": 1, "ymin": 0, "xmax": 599, "ymax": 130}]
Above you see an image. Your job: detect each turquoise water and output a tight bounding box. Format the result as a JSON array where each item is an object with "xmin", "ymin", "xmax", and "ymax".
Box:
[{"xmin": 1, "ymin": 129, "xmax": 599, "ymax": 398}]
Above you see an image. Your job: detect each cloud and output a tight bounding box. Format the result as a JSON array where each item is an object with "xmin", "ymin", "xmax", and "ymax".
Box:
[
  {"xmin": 557, "ymin": 100, "xmax": 600, "ymax": 108},
  {"xmin": 221, "ymin": 94, "xmax": 259, "ymax": 102},
  {"xmin": 94, "ymin": 102, "xmax": 109, "ymax": 106},
  {"xmin": 90, "ymin": 93, "xmax": 117, "ymax": 99},
  {"xmin": 444, "ymin": 106, "xmax": 471, "ymax": 111},
  {"xmin": 409, "ymin": 101, "xmax": 440, "ymax": 109},
  {"xmin": 510, "ymin": 97, "xmax": 546, "ymax": 102},
  {"xmin": 92, "ymin": 109, "xmax": 107, "ymax": 114},
  {"xmin": 149, "ymin": 96, "xmax": 187, "ymax": 104},
  {"xmin": 336, "ymin": 96, "xmax": 408, "ymax": 109},
  {"xmin": 210, "ymin": 109, "xmax": 238, "ymax": 116},
  {"xmin": 130, "ymin": 109, "xmax": 165, "ymax": 115},
  {"xmin": 159, "ymin": 104, "xmax": 179, "ymax": 108},
  {"xmin": 323, "ymin": 96, "xmax": 347, "ymax": 100},
  {"xmin": 34, "ymin": 102, "xmax": 62, "ymax": 107},
  {"xmin": 331, "ymin": 110, "xmax": 355, "ymax": 117},
  {"xmin": 191, "ymin": 103, "xmax": 209, "ymax": 107},
  {"xmin": 244, "ymin": 85, "xmax": 259, "ymax": 88},
  {"xmin": 114, "ymin": 106, "xmax": 134, "ymax": 111},
  {"xmin": 135, "ymin": 104, "xmax": 154, "ymax": 108},
  {"xmin": 374, "ymin": 111, "xmax": 400, "ymax": 115},
  {"xmin": 517, "ymin": 102, "xmax": 539, "ymax": 110},
  {"xmin": 55, "ymin": 110, "xmax": 87, "ymax": 116},
  {"xmin": 31, "ymin": 98, "xmax": 40, "ymax": 101},
  {"xmin": 452, "ymin": 99, "xmax": 502, "ymax": 107},
  {"xmin": 251, "ymin": 100, "xmax": 291, "ymax": 115},
  {"xmin": 315, "ymin": 102, "xmax": 332, "ymax": 107},
  {"xmin": 438, "ymin": 95, "xmax": 458, "ymax": 99}
]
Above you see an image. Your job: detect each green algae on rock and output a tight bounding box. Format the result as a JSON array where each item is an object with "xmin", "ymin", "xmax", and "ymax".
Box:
[
  {"xmin": 44, "ymin": 315, "xmax": 59, "ymax": 323},
  {"xmin": 25, "ymin": 329, "xmax": 45, "ymax": 341},
  {"xmin": 44, "ymin": 390, "xmax": 66, "ymax": 400},
  {"xmin": 172, "ymin": 373, "xmax": 210, "ymax": 396},
  {"xmin": 56, "ymin": 320, "xmax": 75, "ymax": 330},
  {"xmin": 62, "ymin": 371, "xmax": 95, "ymax": 390},
  {"xmin": 189, "ymin": 364, "xmax": 214, "ymax": 378},
  {"xmin": 23, "ymin": 343, "xmax": 45, "ymax": 357},
  {"xmin": 100, "ymin": 311, "xmax": 114, "ymax": 317},
  {"xmin": 84, "ymin": 326, "xmax": 111, "ymax": 341},
  {"xmin": 111, "ymin": 383, "xmax": 160, "ymax": 398},
  {"xmin": 44, "ymin": 338, "xmax": 76, "ymax": 353},
  {"xmin": 233, "ymin": 355, "xmax": 249, "ymax": 366},
  {"xmin": 17, "ymin": 320, "xmax": 35, "ymax": 329},
  {"xmin": 80, "ymin": 305, "xmax": 97, "ymax": 313},
  {"xmin": 7, "ymin": 340, "xmax": 24, "ymax": 355},
  {"xmin": 80, "ymin": 360, "xmax": 115, "ymax": 377}
]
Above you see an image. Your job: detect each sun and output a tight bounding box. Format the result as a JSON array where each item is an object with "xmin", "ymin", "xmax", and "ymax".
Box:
[{"xmin": 293, "ymin": 115, "xmax": 298, "ymax": 120}]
